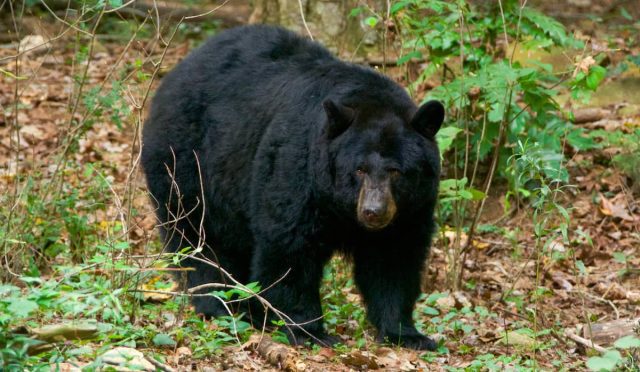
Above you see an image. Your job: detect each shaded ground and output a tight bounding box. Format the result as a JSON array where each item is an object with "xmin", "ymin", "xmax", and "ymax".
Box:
[{"xmin": 0, "ymin": 1, "xmax": 639, "ymax": 370}]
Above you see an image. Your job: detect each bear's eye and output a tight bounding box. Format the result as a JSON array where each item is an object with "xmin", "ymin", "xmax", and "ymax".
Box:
[
  {"xmin": 355, "ymin": 167, "xmax": 366, "ymax": 177},
  {"xmin": 389, "ymin": 168, "xmax": 401, "ymax": 178}
]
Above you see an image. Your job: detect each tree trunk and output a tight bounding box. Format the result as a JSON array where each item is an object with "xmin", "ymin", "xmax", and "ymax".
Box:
[{"xmin": 249, "ymin": 0, "xmax": 389, "ymax": 61}]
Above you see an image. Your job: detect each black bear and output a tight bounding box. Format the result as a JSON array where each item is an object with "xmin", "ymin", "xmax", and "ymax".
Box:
[{"xmin": 141, "ymin": 25, "xmax": 444, "ymax": 350}]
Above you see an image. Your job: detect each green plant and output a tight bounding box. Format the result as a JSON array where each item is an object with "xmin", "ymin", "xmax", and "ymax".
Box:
[
  {"xmin": 321, "ymin": 257, "xmax": 368, "ymax": 348},
  {"xmin": 371, "ymin": 0, "xmax": 607, "ymax": 290},
  {"xmin": 0, "ymin": 254, "xmax": 258, "ymax": 369},
  {"xmin": 464, "ymin": 353, "xmax": 530, "ymax": 371},
  {"xmin": 586, "ymin": 336, "xmax": 640, "ymax": 371}
]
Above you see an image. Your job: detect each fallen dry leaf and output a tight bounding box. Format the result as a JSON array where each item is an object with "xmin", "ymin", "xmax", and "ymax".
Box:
[
  {"xmin": 436, "ymin": 294, "xmax": 456, "ymax": 312},
  {"xmin": 473, "ymin": 240, "xmax": 490, "ymax": 250},
  {"xmin": 375, "ymin": 347, "xmax": 416, "ymax": 371},
  {"xmin": 550, "ymin": 272, "xmax": 574, "ymax": 291},
  {"xmin": 172, "ymin": 346, "xmax": 192, "ymax": 366},
  {"xmin": 19, "ymin": 125, "xmax": 46, "ymax": 145},
  {"xmin": 443, "ymin": 229, "xmax": 469, "ymax": 248},
  {"xmin": 593, "ymin": 282, "xmax": 628, "ymax": 300},
  {"xmin": 139, "ymin": 275, "xmax": 179, "ymax": 302},
  {"xmin": 341, "ymin": 350, "xmax": 379, "ymax": 370},
  {"xmin": 599, "ymin": 193, "xmax": 636, "ymax": 221},
  {"xmin": 573, "ymin": 55, "xmax": 596, "ymax": 77}
]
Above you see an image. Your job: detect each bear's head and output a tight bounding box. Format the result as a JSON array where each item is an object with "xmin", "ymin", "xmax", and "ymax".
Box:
[{"xmin": 320, "ymin": 99, "xmax": 445, "ymax": 231}]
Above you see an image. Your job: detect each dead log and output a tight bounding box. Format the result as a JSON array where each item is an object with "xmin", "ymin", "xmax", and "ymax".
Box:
[
  {"xmin": 567, "ymin": 107, "xmax": 608, "ymax": 124},
  {"xmin": 582, "ymin": 317, "xmax": 640, "ymax": 347}
]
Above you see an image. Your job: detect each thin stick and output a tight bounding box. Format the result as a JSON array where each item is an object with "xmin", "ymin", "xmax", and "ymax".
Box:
[
  {"xmin": 184, "ymin": 0, "xmax": 233, "ymax": 20},
  {"xmin": 298, "ymin": 0, "xmax": 313, "ymax": 40}
]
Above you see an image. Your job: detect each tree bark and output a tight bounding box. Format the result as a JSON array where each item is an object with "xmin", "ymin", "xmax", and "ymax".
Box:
[{"xmin": 249, "ymin": 0, "xmax": 389, "ymax": 61}]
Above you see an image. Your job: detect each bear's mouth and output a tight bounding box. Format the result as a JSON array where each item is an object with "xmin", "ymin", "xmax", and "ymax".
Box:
[{"xmin": 359, "ymin": 216, "xmax": 394, "ymax": 231}]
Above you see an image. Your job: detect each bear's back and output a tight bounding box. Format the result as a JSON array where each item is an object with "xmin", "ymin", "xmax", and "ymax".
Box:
[
  {"xmin": 141, "ymin": 26, "xmax": 419, "ymax": 229},
  {"xmin": 172, "ymin": 25, "xmax": 336, "ymax": 86}
]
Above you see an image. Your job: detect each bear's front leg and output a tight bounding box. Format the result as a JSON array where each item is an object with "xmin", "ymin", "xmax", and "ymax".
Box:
[
  {"xmin": 353, "ymin": 242, "xmax": 438, "ymax": 351},
  {"xmin": 249, "ymin": 240, "xmax": 337, "ymax": 347}
]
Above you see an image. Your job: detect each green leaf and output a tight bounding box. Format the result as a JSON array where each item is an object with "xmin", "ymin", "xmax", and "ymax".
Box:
[
  {"xmin": 364, "ymin": 16, "xmax": 379, "ymax": 28},
  {"xmin": 458, "ymin": 190, "xmax": 474, "ymax": 200},
  {"xmin": 575, "ymin": 260, "xmax": 587, "ymax": 275},
  {"xmin": 567, "ymin": 128, "xmax": 598, "ymax": 150},
  {"xmin": 435, "ymin": 126, "xmax": 462, "ymax": 156},
  {"xmin": 620, "ymin": 7, "xmax": 632, "ymax": 21},
  {"xmin": 114, "ymin": 241, "xmax": 129, "ymax": 250},
  {"xmin": 0, "ymin": 284, "xmax": 19, "ymax": 296},
  {"xmin": 8, "ymin": 298, "xmax": 38, "ymax": 318},
  {"xmin": 390, "ymin": 2, "xmax": 408, "ymax": 14},
  {"xmin": 397, "ymin": 50, "xmax": 422, "ymax": 65},
  {"xmin": 521, "ymin": 8, "xmax": 570, "ymax": 45},
  {"xmin": 488, "ymin": 102, "xmax": 504, "ymax": 122},
  {"xmin": 423, "ymin": 306, "xmax": 439, "ymax": 316},
  {"xmin": 467, "ymin": 188, "xmax": 486, "ymax": 201},
  {"xmin": 349, "ymin": 7, "xmax": 363, "ymax": 18},
  {"xmin": 613, "ymin": 335, "xmax": 640, "ymax": 349},
  {"xmin": 612, "ymin": 252, "xmax": 627, "ymax": 264},
  {"xmin": 425, "ymin": 292, "xmax": 448, "ymax": 306},
  {"xmin": 586, "ymin": 350, "xmax": 623, "ymax": 371},
  {"xmin": 153, "ymin": 333, "xmax": 176, "ymax": 347},
  {"xmin": 586, "ymin": 66, "xmax": 606, "ymax": 91}
]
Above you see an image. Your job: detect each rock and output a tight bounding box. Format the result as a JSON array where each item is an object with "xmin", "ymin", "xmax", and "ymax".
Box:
[
  {"xmin": 498, "ymin": 331, "xmax": 538, "ymax": 349},
  {"xmin": 19, "ymin": 35, "xmax": 50, "ymax": 56},
  {"xmin": 99, "ymin": 347, "xmax": 155, "ymax": 371}
]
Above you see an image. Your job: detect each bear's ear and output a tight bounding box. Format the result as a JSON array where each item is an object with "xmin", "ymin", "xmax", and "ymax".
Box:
[
  {"xmin": 323, "ymin": 99, "xmax": 355, "ymax": 139},
  {"xmin": 410, "ymin": 100, "xmax": 445, "ymax": 138}
]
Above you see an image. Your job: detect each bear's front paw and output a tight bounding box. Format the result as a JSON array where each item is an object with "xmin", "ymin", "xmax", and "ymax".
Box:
[{"xmin": 380, "ymin": 332, "xmax": 438, "ymax": 351}]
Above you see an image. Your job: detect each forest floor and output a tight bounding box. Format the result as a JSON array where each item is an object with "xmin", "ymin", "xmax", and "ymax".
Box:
[{"xmin": 0, "ymin": 1, "xmax": 639, "ymax": 371}]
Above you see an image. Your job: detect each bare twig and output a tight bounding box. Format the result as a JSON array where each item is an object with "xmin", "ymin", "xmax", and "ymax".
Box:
[
  {"xmin": 184, "ymin": 0, "xmax": 233, "ymax": 21},
  {"xmin": 297, "ymin": 0, "xmax": 313, "ymax": 40},
  {"xmin": 564, "ymin": 329, "xmax": 607, "ymax": 353},
  {"xmin": 580, "ymin": 290, "xmax": 620, "ymax": 320}
]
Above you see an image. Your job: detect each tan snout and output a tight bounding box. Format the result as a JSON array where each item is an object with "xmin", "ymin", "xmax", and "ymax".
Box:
[{"xmin": 357, "ymin": 176, "xmax": 397, "ymax": 230}]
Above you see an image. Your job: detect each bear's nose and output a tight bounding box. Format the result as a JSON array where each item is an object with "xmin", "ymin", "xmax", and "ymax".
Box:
[{"xmin": 363, "ymin": 208, "xmax": 382, "ymax": 221}]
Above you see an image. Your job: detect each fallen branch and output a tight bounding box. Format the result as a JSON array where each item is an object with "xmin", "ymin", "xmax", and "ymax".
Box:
[
  {"xmin": 564, "ymin": 329, "xmax": 607, "ymax": 353},
  {"xmin": 567, "ymin": 107, "xmax": 608, "ymax": 124},
  {"xmin": 146, "ymin": 355, "xmax": 176, "ymax": 372}
]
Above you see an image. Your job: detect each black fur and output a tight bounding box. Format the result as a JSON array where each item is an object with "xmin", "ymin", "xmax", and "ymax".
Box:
[{"xmin": 141, "ymin": 25, "xmax": 443, "ymax": 350}]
